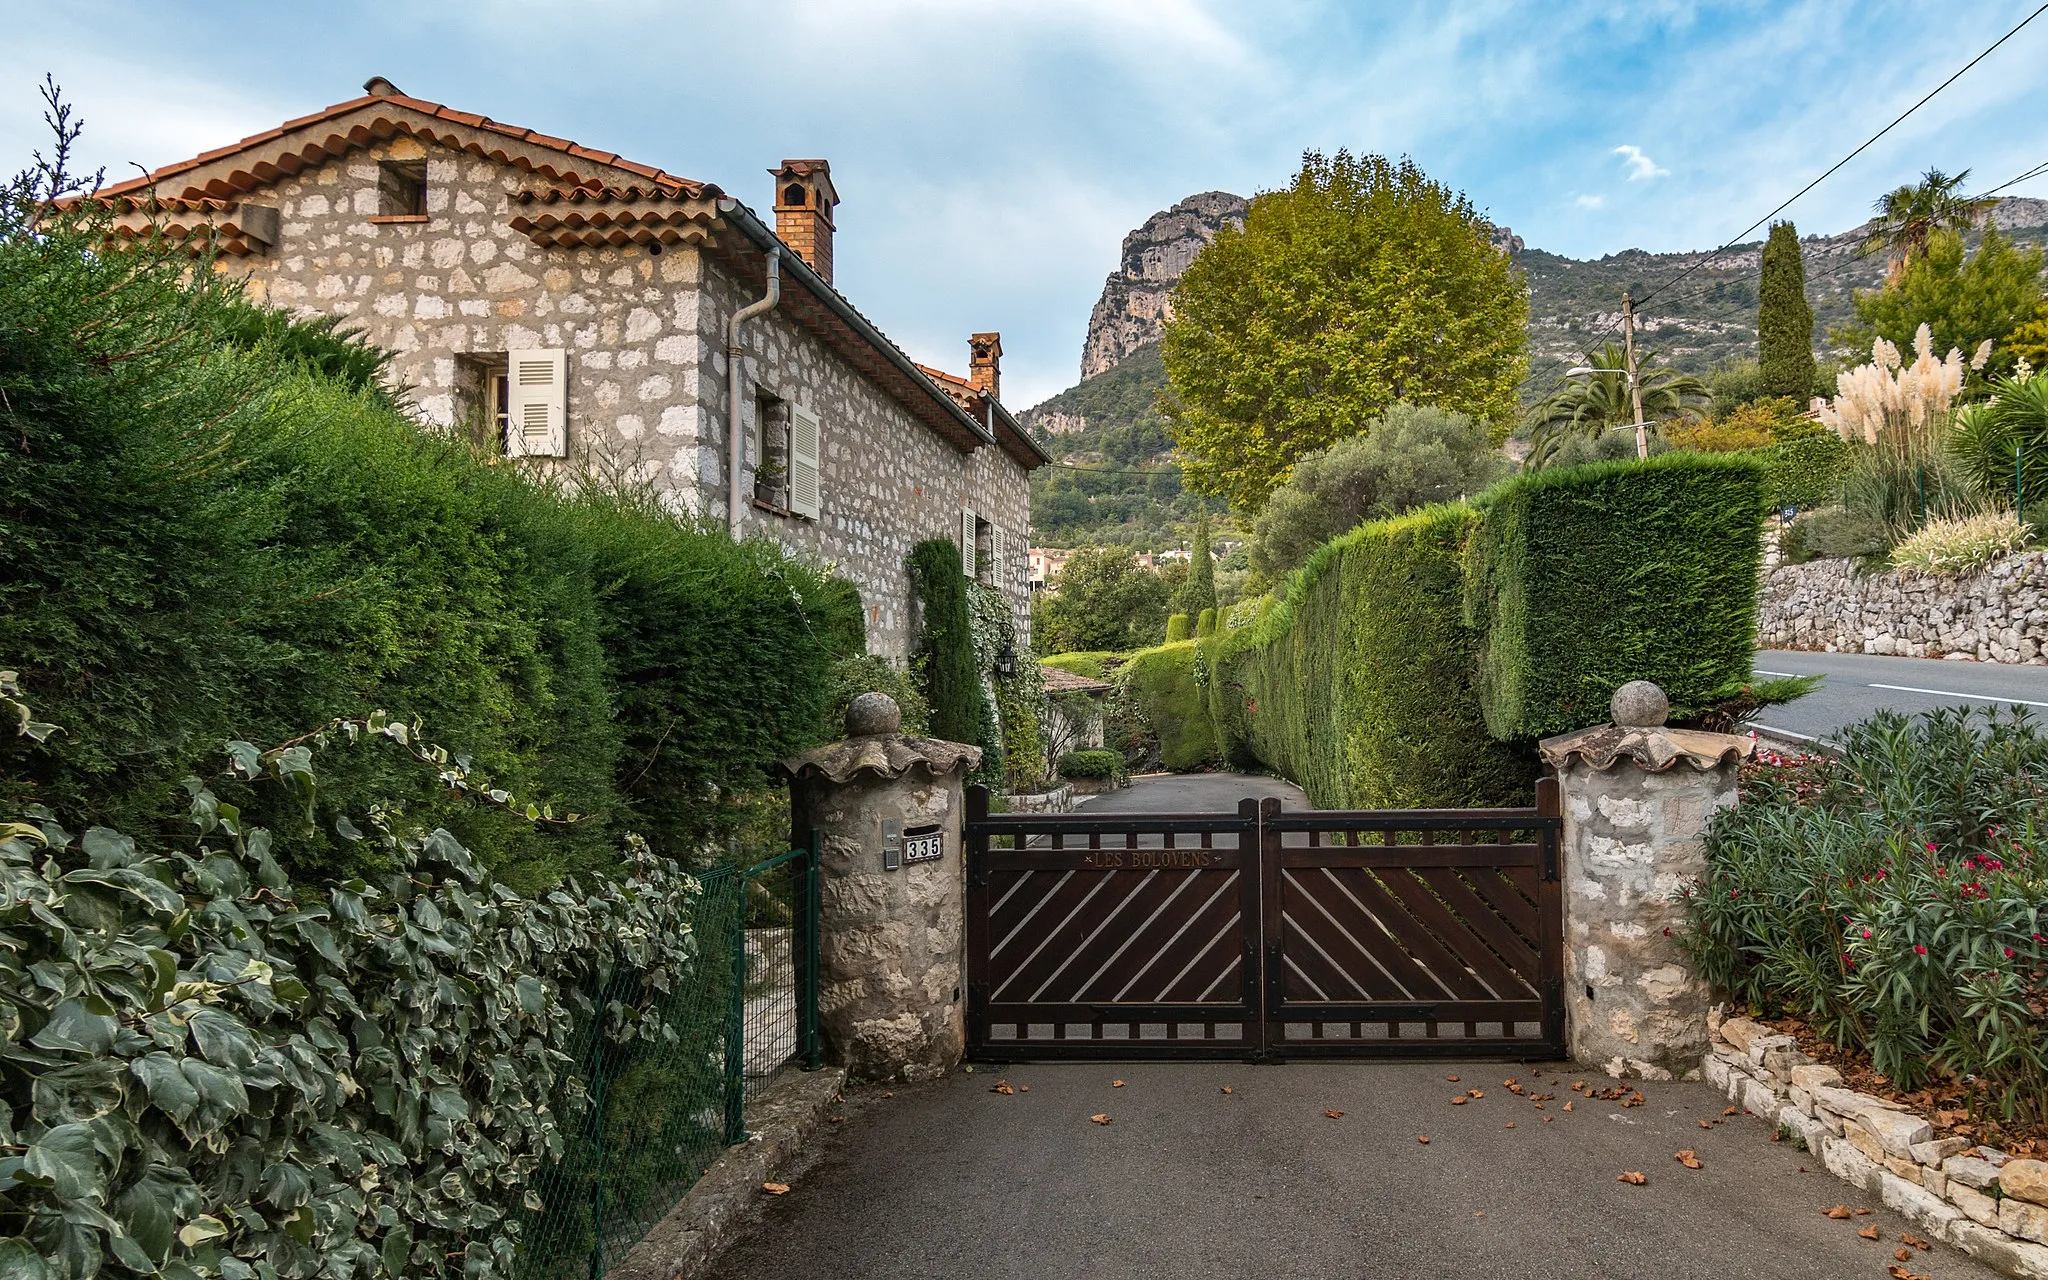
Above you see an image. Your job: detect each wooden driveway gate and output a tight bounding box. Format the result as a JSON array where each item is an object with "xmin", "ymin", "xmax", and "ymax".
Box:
[{"xmin": 963, "ymin": 782, "xmax": 1563, "ymax": 1061}]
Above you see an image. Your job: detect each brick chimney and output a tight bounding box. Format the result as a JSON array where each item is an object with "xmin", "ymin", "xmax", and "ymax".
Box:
[
  {"xmin": 968, "ymin": 332, "xmax": 1002, "ymax": 401},
  {"xmin": 771, "ymin": 159, "xmax": 839, "ymax": 284}
]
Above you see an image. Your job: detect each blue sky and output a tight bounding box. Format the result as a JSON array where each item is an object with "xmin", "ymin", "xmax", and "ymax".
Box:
[{"xmin": 6, "ymin": 1, "xmax": 2047, "ymax": 408}]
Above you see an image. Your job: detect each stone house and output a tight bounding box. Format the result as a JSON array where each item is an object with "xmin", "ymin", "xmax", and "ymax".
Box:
[{"xmin": 93, "ymin": 77, "xmax": 1046, "ymax": 657}]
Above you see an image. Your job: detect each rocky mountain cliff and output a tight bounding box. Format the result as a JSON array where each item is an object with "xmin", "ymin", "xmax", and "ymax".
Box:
[{"xmin": 1078, "ymin": 192, "xmax": 1247, "ymax": 383}]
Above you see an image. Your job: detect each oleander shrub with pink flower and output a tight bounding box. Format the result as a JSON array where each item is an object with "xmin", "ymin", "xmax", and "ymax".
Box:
[{"xmin": 1681, "ymin": 707, "xmax": 2048, "ymax": 1122}]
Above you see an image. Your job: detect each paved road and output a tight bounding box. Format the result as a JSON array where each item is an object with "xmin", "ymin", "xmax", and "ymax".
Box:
[
  {"xmin": 1078, "ymin": 772, "xmax": 1308, "ymax": 814},
  {"xmin": 707, "ymin": 1060, "xmax": 1999, "ymax": 1280},
  {"xmin": 1751, "ymin": 648, "xmax": 2048, "ymax": 745}
]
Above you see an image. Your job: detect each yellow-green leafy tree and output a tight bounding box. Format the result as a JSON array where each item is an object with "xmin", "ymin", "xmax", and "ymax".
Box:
[{"xmin": 1160, "ymin": 151, "xmax": 1528, "ymax": 509}]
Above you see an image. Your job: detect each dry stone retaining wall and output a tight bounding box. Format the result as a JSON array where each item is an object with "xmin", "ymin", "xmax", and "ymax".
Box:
[
  {"xmin": 1758, "ymin": 552, "xmax": 2048, "ymax": 664},
  {"xmin": 1709, "ymin": 1013, "xmax": 2048, "ymax": 1279}
]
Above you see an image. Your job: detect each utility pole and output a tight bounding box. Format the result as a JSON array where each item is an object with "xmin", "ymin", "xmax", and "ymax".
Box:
[{"xmin": 1622, "ymin": 292, "xmax": 1648, "ymax": 460}]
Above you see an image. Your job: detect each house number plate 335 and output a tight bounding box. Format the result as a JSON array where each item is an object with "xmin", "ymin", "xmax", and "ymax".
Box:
[{"xmin": 903, "ymin": 831, "xmax": 944, "ymax": 864}]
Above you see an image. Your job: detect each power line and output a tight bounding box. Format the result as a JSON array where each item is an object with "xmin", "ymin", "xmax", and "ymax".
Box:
[{"xmin": 1633, "ymin": 1, "xmax": 2048, "ymax": 312}]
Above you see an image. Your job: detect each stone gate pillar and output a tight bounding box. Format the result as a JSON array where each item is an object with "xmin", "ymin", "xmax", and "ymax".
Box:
[
  {"xmin": 776, "ymin": 693, "xmax": 980, "ymax": 1083},
  {"xmin": 1538, "ymin": 681, "xmax": 1752, "ymax": 1080}
]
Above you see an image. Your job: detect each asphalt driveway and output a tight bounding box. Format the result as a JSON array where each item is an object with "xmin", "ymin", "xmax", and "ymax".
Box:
[{"xmin": 707, "ymin": 1060, "xmax": 1999, "ymax": 1280}]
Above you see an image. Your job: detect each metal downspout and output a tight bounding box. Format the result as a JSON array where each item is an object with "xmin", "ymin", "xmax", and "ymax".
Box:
[{"xmin": 727, "ymin": 246, "xmax": 781, "ymax": 538}]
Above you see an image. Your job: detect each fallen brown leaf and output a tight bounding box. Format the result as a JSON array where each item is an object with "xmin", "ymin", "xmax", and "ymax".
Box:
[
  {"xmin": 762, "ymin": 1182, "xmax": 790, "ymax": 1196},
  {"xmin": 1469, "ymin": 1089, "xmax": 1485, "ymax": 1098},
  {"xmin": 1220, "ymin": 1086, "xmax": 1233, "ymax": 1095},
  {"xmin": 1854, "ymin": 1208, "xmax": 1872, "ymax": 1216},
  {"xmin": 881, "ymin": 1091, "xmax": 894, "ymax": 1099},
  {"xmin": 1562, "ymin": 1101, "xmax": 1573, "ymax": 1112},
  {"xmin": 1448, "ymin": 1075, "xmax": 1461, "ymax": 1082},
  {"xmin": 1544, "ymin": 1116, "xmax": 1554, "ymax": 1123},
  {"xmin": 1504, "ymin": 1122, "xmax": 1516, "ymax": 1129},
  {"xmin": 1018, "ymin": 1085, "xmax": 1029, "ymax": 1092},
  {"xmin": 1089, "ymin": 1113, "xmax": 1111, "ymax": 1125},
  {"xmin": 1825, "ymin": 1206, "xmax": 1852, "ymax": 1219},
  {"xmin": 1858, "ymin": 1225, "xmax": 1879, "ymax": 1240},
  {"xmin": 1771, "ymin": 1129, "xmax": 1784, "ymax": 1142},
  {"xmin": 1417, "ymin": 1135, "xmax": 1431, "ymax": 1144},
  {"xmin": 1723, "ymin": 1106, "xmax": 1740, "ymax": 1117},
  {"xmin": 1111, "ymin": 1080, "xmax": 1125, "ymax": 1088},
  {"xmin": 1617, "ymin": 1171, "xmax": 1647, "ymax": 1186},
  {"xmin": 1697, "ymin": 1119, "xmax": 1712, "ymax": 1129},
  {"xmin": 1902, "ymin": 1233, "xmax": 1930, "ymax": 1251},
  {"xmin": 1674, "ymin": 1150, "xmax": 1702, "ymax": 1170},
  {"xmin": 991, "ymin": 1081, "xmax": 1015, "ymax": 1095},
  {"xmin": 1451, "ymin": 1096, "xmax": 1468, "ymax": 1106},
  {"xmin": 1325, "ymin": 1110, "xmax": 1345, "ymax": 1119},
  {"xmin": 1894, "ymin": 1248, "xmax": 1911, "ymax": 1262}
]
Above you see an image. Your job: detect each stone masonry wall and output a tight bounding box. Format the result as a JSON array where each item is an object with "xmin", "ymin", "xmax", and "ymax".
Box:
[
  {"xmin": 1758, "ymin": 552, "xmax": 2048, "ymax": 664},
  {"xmin": 223, "ymin": 133, "xmax": 1032, "ymax": 659},
  {"xmin": 701, "ymin": 259, "xmax": 1033, "ymax": 655}
]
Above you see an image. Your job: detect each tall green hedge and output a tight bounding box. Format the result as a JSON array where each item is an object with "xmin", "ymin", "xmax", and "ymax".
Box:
[
  {"xmin": 1213, "ymin": 506, "xmax": 1528, "ymax": 808},
  {"xmin": 908, "ymin": 539, "xmax": 998, "ymax": 779},
  {"xmin": 1117, "ymin": 641, "xmax": 1220, "ymax": 772},
  {"xmin": 1758, "ymin": 431, "xmax": 1849, "ymax": 512},
  {"xmin": 0, "ymin": 199, "xmax": 842, "ymax": 888},
  {"xmin": 1464, "ymin": 453, "xmax": 1767, "ymax": 740}
]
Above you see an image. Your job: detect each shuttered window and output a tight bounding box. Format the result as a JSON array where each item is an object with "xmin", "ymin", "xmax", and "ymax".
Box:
[
  {"xmin": 788, "ymin": 403, "xmax": 821, "ymax": 519},
  {"xmin": 991, "ymin": 525, "xmax": 1007, "ymax": 587},
  {"xmin": 504, "ymin": 349, "xmax": 567, "ymax": 458},
  {"xmin": 959, "ymin": 508, "xmax": 977, "ymax": 579}
]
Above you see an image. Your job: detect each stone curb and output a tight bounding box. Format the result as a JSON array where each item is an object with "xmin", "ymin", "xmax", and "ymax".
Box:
[
  {"xmin": 608, "ymin": 1066, "xmax": 848, "ymax": 1280},
  {"xmin": 1756, "ymin": 550, "xmax": 2048, "ymax": 665},
  {"xmin": 1710, "ymin": 1011, "xmax": 2048, "ymax": 1279}
]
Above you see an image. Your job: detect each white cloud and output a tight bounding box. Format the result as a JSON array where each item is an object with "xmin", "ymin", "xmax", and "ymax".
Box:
[
  {"xmin": 1612, "ymin": 144, "xmax": 1670, "ymax": 182},
  {"xmin": 1575, "ymin": 194, "xmax": 1605, "ymax": 209}
]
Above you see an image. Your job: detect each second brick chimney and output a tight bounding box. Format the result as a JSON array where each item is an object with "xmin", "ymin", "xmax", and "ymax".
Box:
[
  {"xmin": 771, "ymin": 159, "xmax": 839, "ymax": 285},
  {"xmin": 968, "ymin": 332, "xmax": 1002, "ymax": 401}
]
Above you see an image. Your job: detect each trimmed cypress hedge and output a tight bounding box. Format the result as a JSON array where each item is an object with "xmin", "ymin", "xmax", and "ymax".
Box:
[
  {"xmin": 1214, "ymin": 506, "xmax": 1529, "ymax": 808},
  {"xmin": 0, "ymin": 210, "xmax": 845, "ymax": 888},
  {"xmin": 908, "ymin": 538, "xmax": 998, "ymax": 777},
  {"xmin": 1164, "ymin": 613, "xmax": 1192, "ymax": 643},
  {"xmin": 1464, "ymin": 452, "xmax": 1767, "ymax": 740},
  {"xmin": 1117, "ymin": 641, "xmax": 1220, "ymax": 772}
]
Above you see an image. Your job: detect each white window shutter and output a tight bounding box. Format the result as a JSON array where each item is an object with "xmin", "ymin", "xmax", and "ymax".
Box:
[
  {"xmin": 991, "ymin": 525, "xmax": 1007, "ymax": 587},
  {"xmin": 788, "ymin": 404, "xmax": 822, "ymax": 518},
  {"xmin": 505, "ymin": 349, "xmax": 567, "ymax": 458},
  {"xmin": 960, "ymin": 508, "xmax": 977, "ymax": 578}
]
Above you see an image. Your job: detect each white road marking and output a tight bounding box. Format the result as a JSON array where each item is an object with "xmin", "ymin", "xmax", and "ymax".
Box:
[
  {"xmin": 1866, "ymin": 682, "xmax": 2048, "ymax": 709},
  {"xmin": 1752, "ymin": 669, "xmax": 1803, "ymax": 678}
]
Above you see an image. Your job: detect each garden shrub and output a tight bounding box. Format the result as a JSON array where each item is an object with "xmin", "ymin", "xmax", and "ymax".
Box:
[
  {"xmin": 0, "ymin": 196, "xmax": 843, "ymax": 888},
  {"xmin": 1757, "ymin": 427, "xmax": 1850, "ymax": 512},
  {"xmin": 1039, "ymin": 652, "xmax": 1119, "ymax": 680},
  {"xmin": 1682, "ymin": 707, "xmax": 2048, "ymax": 1123},
  {"xmin": 1195, "ymin": 608, "xmax": 1217, "ymax": 638},
  {"xmin": 822, "ymin": 654, "xmax": 931, "ymax": 738},
  {"xmin": 1465, "ymin": 453, "xmax": 1767, "ymax": 740},
  {"xmin": 1164, "ymin": 613, "xmax": 1192, "ymax": 643},
  {"xmin": 0, "ymin": 713, "xmax": 724, "ymax": 1280},
  {"xmin": 1779, "ymin": 506, "xmax": 1890, "ymax": 565},
  {"xmin": 1115, "ymin": 641, "xmax": 1220, "ymax": 772},
  {"xmin": 1890, "ymin": 510, "xmax": 2033, "ymax": 575},
  {"xmin": 1057, "ymin": 748, "xmax": 1123, "ymax": 780},
  {"xmin": 1214, "ymin": 506, "xmax": 1529, "ymax": 807}
]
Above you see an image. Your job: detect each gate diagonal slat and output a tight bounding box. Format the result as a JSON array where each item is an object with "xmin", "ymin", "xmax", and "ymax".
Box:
[
  {"xmin": 1158, "ymin": 905, "xmax": 1248, "ymax": 1002},
  {"xmin": 1365, "ymin": 866, "xmax": 1533, "ymax": 1000},
  {"xmin": 989, "ymin": 867, "xmax": 1070, "ymax": 951},
  {"xmin": 1059, "ymin": 868, "xmax": 1208, "ymax": 1003},
  {"xmin": 1283, "ymin": 867, "xmax": 1463, "ymax": 1001},
  {"xmin": 1075, "ymin": 869, "xmax": 1232, "ymax": 1004},
  {"xmin": 1306, "ymin": 866, "xmax": 1495, "ymax": 1002},
  {"xmin": 1453, "ymin": 863, "xmax": 1541, "ymax": 946},
  {"xmin": 1006, "ymin": 868, "xmax": 1157, "ymax": 1003},
  {"xmin": 1279, "ymin": 903, "xmax": 1381, "ymax": 1001},
  {"xmin": 1415, "ymin": 866, "xmax": 1542, "ymax": 982},
  {"xmin": 988, "ymin": 868, "xmax": 1118, "ymax": 997},
  {"xmin": 1112, "ymin": 870, "xmax": 1243, "ymax": 1003}
]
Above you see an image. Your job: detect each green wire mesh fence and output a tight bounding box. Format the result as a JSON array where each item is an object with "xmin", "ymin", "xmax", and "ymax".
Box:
[{"xmin": 518, "ymin": 836, "xmax": 821, "ymax": 1280}]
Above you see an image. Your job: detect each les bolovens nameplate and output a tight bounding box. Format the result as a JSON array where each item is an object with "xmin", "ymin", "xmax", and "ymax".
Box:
[{"xmin": 903, "ymin": 830, "xmax": 944, "ymax": 864}]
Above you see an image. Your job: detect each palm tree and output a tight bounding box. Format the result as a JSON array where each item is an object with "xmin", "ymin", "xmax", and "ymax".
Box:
[
  {"xmin": 1528, "ymin": 343, "xmax": 1709, "ymax": 465},
  {"xmin": 1862, "ymin": 168, "xmax": 1999, "ymax": 282}
]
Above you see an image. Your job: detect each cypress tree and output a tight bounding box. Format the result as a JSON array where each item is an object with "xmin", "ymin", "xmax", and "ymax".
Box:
[
  {"xmin": 1177, "ymin": 516, "xmax": 1217, "ymax": 616},
  {"xmin": 1758, "ymin": 221, "xmax": 1816, "ymax": 399}
]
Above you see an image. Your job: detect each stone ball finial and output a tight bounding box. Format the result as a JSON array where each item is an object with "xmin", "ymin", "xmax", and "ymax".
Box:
[
  {"xmin": 845, "ymin": 691, "xmax": 902, "ymax": 738},
  {"xmin": 1611, "ymin": 680, "xmax": 1670, "ymax": 728}
]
